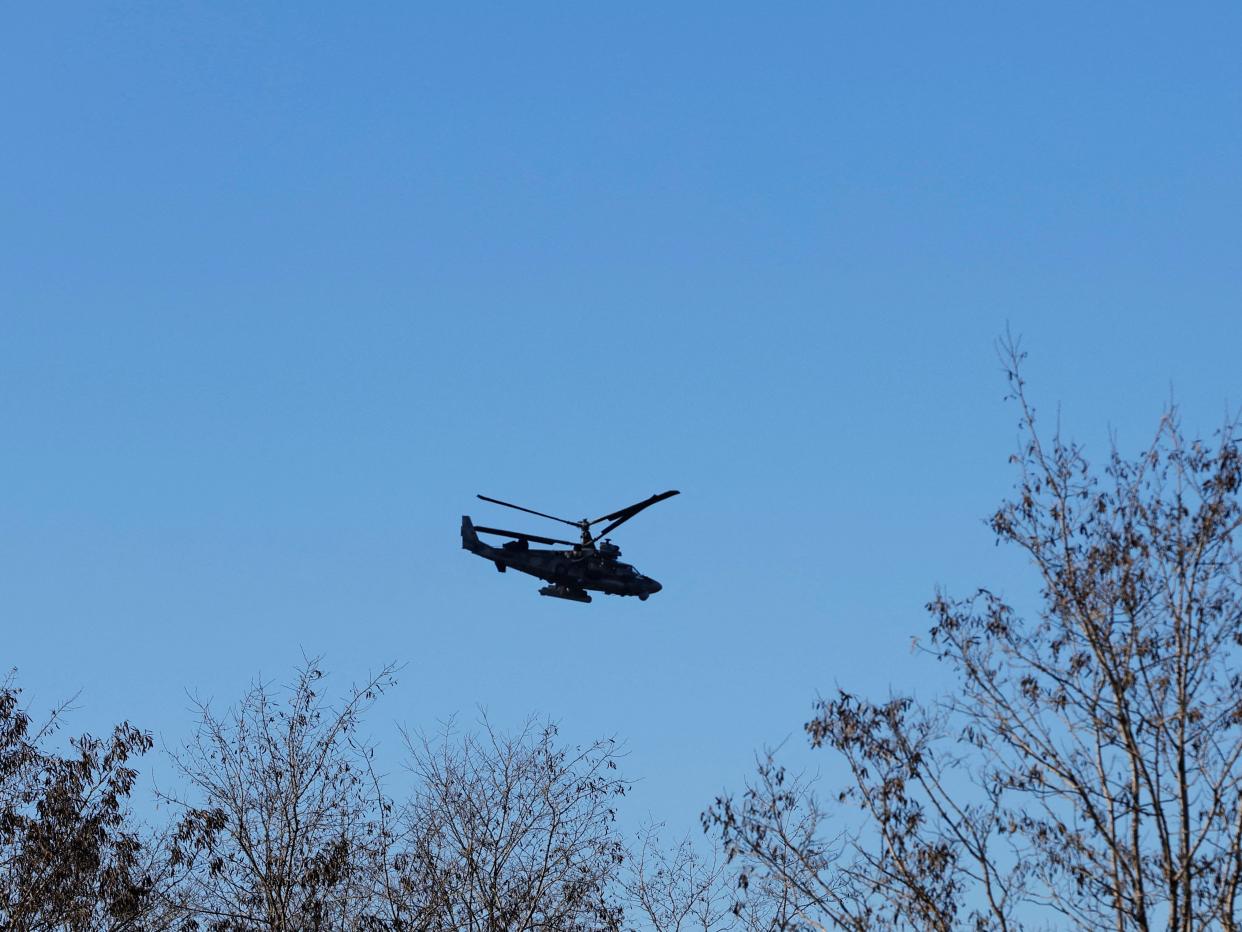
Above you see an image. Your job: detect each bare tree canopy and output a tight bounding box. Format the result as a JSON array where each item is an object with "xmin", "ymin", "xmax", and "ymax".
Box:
[
  {"xmin": 161, "ymin": 659, "xmax": 398, "ymax": 932},
  {"xmin": 708, "ymin": 343, "xmax": 1242, "ymax": 931},
  {"xmin": 625, "ymin": 824, "xmax": 802, "ymax": 932},
  {"xmin": 379, "ymin": 715, "xmax": 629, "ymax": 932}
]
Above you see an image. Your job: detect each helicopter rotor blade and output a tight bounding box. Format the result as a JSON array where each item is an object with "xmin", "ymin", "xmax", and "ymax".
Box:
[
  {"xmin": 474, "ymin": 526, "xmax": 579, "ymax": 547},
  {"xmin": 589, "ymin": 490, "xmax": 680, "ymax": 541},
  {"xmin": 477, "ymin": 494, "xmax": 582, "ymax": 529},
  {"xmin": 591, "ymin": 490, "xmax": 680, "ymax": 525}
]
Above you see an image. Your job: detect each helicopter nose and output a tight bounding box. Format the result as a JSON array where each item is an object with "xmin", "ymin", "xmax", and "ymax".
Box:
[{"xmin": 646, "ymin": 578, "xmax": 662, "ymax": 594}]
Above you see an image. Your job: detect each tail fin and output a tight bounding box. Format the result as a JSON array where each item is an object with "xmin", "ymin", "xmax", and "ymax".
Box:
[{"xmin": 461, "ymin": 515, "xmax": 482, "ymax": 551}]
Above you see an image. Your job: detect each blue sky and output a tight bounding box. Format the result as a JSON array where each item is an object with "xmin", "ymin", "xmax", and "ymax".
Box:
[{"xmin": 3, "ymin": 4, "xmax": 1240, "ymax": 834}]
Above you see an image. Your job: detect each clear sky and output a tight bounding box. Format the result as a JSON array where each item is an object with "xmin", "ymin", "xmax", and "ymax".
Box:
[{"xmin": 3, "ymin": 4, "xmax": 1241, "ymax": 835}]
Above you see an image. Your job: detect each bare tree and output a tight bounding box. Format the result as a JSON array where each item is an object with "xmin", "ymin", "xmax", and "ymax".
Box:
[
  {"xmin": 0, "ymin": 672, "xmax": 155, "ymax": 931},
  {"xmin": 625, "ymin": 826, "xmax": 735, "ymax": 932},
  {"xmin": 706, "ymin": 739, "xmax": 923, "ymax": 932},
  {"xmin": 624, "ymin": 825, "xmax": 796, "ymax": 932},
  {"xmin": 708, "ymin": 342, "xmax": 1242, "ymax": 931},
  {"xmin": 378, "ymin": 715, "xmax": 628, "ymax": 932},
  {"xmin": 161, "ymin": 659, "xmax": 397, "ymax": 932}
]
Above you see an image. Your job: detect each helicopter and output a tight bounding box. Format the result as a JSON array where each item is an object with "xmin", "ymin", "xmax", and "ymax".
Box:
[{"xmin": 461, "ymin": 490, "xmax": 679, "ymax": 603}]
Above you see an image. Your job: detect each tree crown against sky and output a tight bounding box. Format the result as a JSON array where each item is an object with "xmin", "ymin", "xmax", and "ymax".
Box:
[{"xmin": 709, "ymin": 342, "xmax": 1242, "ymax": 931}]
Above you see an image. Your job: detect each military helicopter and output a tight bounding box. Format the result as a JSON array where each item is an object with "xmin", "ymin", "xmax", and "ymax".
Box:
[{"xmin": 461, "ymin": 490, "xmax": 679, "ymax": 603}]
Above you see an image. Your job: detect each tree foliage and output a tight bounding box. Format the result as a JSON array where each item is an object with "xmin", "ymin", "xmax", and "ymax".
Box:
[
  {"xmin": 708, "ymin": 343, "xmax": 1242, "ymax": 931},
  {"xmin": 0, "ymin": 673, "xmax": 154, "ymax": 931}
]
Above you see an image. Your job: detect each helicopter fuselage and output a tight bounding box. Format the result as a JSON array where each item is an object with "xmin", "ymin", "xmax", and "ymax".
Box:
[{"xmin": 462, "ymin": 516, "xmax": 662, "ymax": 603}]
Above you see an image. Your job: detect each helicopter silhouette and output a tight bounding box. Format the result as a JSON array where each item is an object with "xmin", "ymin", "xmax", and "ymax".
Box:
[{"xmin": 461, "ymin": 490, "xmax": 679, "ymax": 603}]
